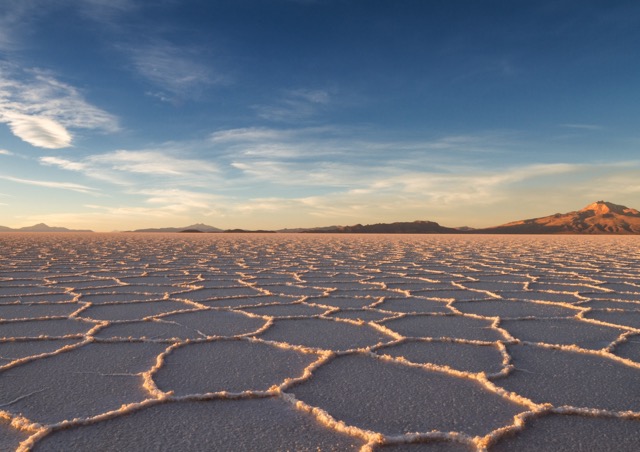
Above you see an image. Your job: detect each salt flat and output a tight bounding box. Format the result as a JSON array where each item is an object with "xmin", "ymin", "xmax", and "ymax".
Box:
[{"xmin": 0, "ymin": 233, "xmax": 639, "ymax": 451}]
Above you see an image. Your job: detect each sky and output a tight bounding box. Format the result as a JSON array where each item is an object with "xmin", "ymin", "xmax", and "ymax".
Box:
[{"xmin": 1, "ymin": 0, "xmax": 639, "ymax": 231}]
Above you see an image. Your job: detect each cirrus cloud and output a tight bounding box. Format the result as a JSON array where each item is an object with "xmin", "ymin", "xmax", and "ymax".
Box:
[{"xmin": 0, "ymin": 63, "xmax": 118, "ymax": 149}]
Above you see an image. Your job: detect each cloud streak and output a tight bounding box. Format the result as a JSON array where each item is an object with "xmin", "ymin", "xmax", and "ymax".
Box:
[
  {"xmin": 0, "ymin": 175, "xmax": 98, "ymax": 193},
  {"xmin": 0, "ymin": 63, "xmax": 118, "ymax": 149},
  {"xmin": 126, "ymin": 40, "xmax": 225, "ymax": 101}
]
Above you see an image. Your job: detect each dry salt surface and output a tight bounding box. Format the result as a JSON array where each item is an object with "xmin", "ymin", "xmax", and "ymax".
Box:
[{"xmin": 0, "ymin": 233, "xmax": 639, "ymax": 451}]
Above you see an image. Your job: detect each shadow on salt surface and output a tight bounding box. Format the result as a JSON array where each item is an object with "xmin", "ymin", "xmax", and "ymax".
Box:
[
  {"xmin": 9, "ymin": 293, "xmax": 76, "ymax": 303},
  {"xmin": 500, "ymin": 318, "xmax": 626, "ymax": 349},
  {"xmin": 0, "ymin": 417, "xmax": 29, "ymax": 452},
  {"xmin": 33, "ymin": 397, "xmax": 364, "ymax": 451},
  {"xmin": 290, "ymin": 353, "xmax": 526, "ymax": 437},
  {"xmin": 496, "ymin": 344, "xmax": 640, "ymax": 411},
  {"xmin": 261, "ymin": 284, "xmax": 329, "ymax": 297},
  {"xmin": 305, "ymin": 296, "xmax": 381, "ymax": 309},
  {"xmin": 0, "ymin": 342, "xmax": 166, "ymax": 424},
  {"xmin": 458, "ymin": 281, "xmax": 527, "ymax": 292},
  {"xmin": 411, "ymin": 290, "xmax": 490, "ymax": 301},
  {"xmin": 81, "ymin": 285, "xmax": 176, "ymax": 296},
  {"xmin": 154, "ymin": 340, "xmax": 320, "ymax": 395},
  {"xmin": 79, "ymin": 300, "xmax": 195, "ymax": 321},
  {"xmin": 584, "ymin": 310, "xmax": 640, "ymax": 329},
  {"xmin": 0, "ymin": 303, "xmax": 82, "ymax": 320},
  {"xmin": 78, "ymin": 293, "xmax": 165, "ymax": 304},
  {"xmin": 238, "ymin": 302, "xmax": 328, "ymax": 317},
  {"xmin": 176, "ymin": 286, "xmax": 264, "ymax": 301},
  {"xmin": 378, "ymin": 298, "xmax": 451, "ymax": 314},
  {"xmin": 376, "ymin": 441, "xmax": 473, "ymax": 451},
  {"xmin": 375, "ymin": 341, "xmax": 505, "ymax": 374},
  {"xmin": 581, "ymin": 299, "xmax": 640, "ymax": 310},
  {"xmin": 453, "ymin": 299, "xmax": 579, "ymax": 318},
  {"xmin": 0, "ymin": 287, "xmax": 66, "ymax": 297},
  {"xmin": 258, "ymin": 317, "xmax": 395, "ymax": 351},
  {"xmin": 491, "ymin": 413, "xmax": 640, "ymax": 451},
  {"xmin": 328, "ymin": 309, "xmax": 396, "ymax": 322},
  {"xmin": 612, "ymin": 335, "xmax": 640, "ymax": 362},
  {"xmin": 0, "ymin": 339, "xmax": 80, "ymax": 365},
  {"xmin": 96, "ymin": 310, "xmax": 266, "ymax": 340},
  {"xmin": 201, "ymin": 294, "xmax": 299, "ymax": 308},
  {"xmin": 500, "ymin": 291, "xmax": 583, "ymax": 303},
  {"xmin": 382, "ymin": 315, "xmax": 504, "ymax": 342},
  {"xmin": 0, "ymin": 319, "xmax": 94, "ymax": 339}
]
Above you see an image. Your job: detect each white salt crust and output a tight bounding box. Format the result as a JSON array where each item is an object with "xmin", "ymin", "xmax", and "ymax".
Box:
[{"xmin": 0, "ymin": 233, "xmax": 638, "ymax": 450}]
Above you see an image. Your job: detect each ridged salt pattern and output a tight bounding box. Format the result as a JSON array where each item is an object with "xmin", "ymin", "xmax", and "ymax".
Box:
[{"xmin": 0, "ymin": 233, "xmax": 639, "ymax": 451}]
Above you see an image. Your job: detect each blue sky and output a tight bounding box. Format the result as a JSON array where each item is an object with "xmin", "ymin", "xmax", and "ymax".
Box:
[{"xmin": 1, "ymin": 0, "xmax": 639, "ymax": 231}]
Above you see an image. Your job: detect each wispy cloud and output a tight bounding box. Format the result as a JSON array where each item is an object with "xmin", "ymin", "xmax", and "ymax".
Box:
[
  {"xmin": 90, "ymin": 150, "xmax": 218, "ymax": 176},
  {"xmin": 0, "ymin": 175, "xmax": 98, "ymax": 194},
  {"xmin": 126, "ymin": 40, "xmax": 225, "ymax": 101},
  {"xmin": 560, "ymin": 123, "xmax": 603, "ymax": 130},
  {"xmin": 0, "ymin": 149, "xmax": 13, "ymax": 156},
  {"xmin": 252, "ymin": 88, "xmax": 331, "ymax": 121},
  {"xmin": 0, "ymin": 63, "xmax": 119, "ymax": 149},
  {"xmin": 40, "ymin": 147, "xmax": 219, "ymax": 187}
]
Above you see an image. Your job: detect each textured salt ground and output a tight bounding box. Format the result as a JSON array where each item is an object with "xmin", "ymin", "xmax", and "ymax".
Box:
[
  {"xmin": 154, "ymin": 340, "xmax": 320, "ymax": 394},
  {"xmin": 1, "ymin": 234, "xmax": 640, "ymax": 451},
  {"xmin": 0, "ymin": 339, "xmax": 80, "ymax": 363},
  {"xmin": 375, "ymin": 341, "xmax": 505, "ymax": 374},
  {"xmin": 613, "ymin": 336, "xmax": 640, "ymax": 361},
  {"xmin": 96, "ymin": 310, "xmax": 266, "ymax": 340},
  {"xmin": 453, "ymin": 299, "xmax": 579, "ymax": 318},
  {"xmin": 290, "ymin": 353, "xmax": 526, "ymax": 437},
  {"xmin": 381, "ymin": 315, "xmax": 504, "ymax": 341},
  {"xmin": 0, "ymin": 319, "xmax": 94, "ymax": 339},
  {"xmin": 496, "ymin": 344, "xmax": 640, "ymax": 411},
  {"xmin": 238, "ymin": 302, "xmax": 329, "ymax": 317},
  {"xmin": 499, "ymin": 318, "xmax": 625, "ymax": 349},
  {"xmin": 329, "ymin": 309, "xmax": 397, "ymax": 322},
  {"xmin": 0, "ymin": 303, "xmax": 82, "ymax": 320},
  {"xmin": 377, "ymin": 441, "xmax": 474, "ymax": 451},
  {"xmin": 305, "ymin": 296, "xmax": 384, "ymax": 309},
  {"xmin": 34, "ymin": 398, "xmax": 364, "ymax": 451},
  {"xmin": 258, "ymin": 317, "xmax": 394, "ymax": 351},
  {"xmin": 79, "ymin": 299, "xmax": 195, "ymax": 321},
  {"xmin": 491, "ymin": 414, "xmax": 640, "ymax": 451},
  {"xmin": 0, "ymin": 417, "xmax": 29, "ymax": 451},
  {"xmin": 584, "ymin": 310, "xmax": 640, "ymax": 329},
  {"xmin": 378, "ymin": 298, "xmax": 451, "ymax": 314},
  {"xmin": 0, "ymin": 342, "xmax": 166, "ymax": 423}
]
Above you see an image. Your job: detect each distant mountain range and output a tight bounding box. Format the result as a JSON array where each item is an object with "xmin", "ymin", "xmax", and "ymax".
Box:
[
  {"xmin": 478, "ymin": 201, "xmax": 640, "ymax": 234},
  {"xmin": 300, "ymin": 220, "xmax": 459, "ymax": 234},
  {"xmin": 0, "ymin": 223, "xmax": 93, "ymax": 233},
  {"xmin": 301, "ymin": 201, "xmax": 640, "ymax": 235},
  {"xmin": 3, "ymin": 201, "xmax": 639, "ymax": 234},
  {"xmin": 130, "ymin": 223, "xmax": 223, "ymax": 233}
]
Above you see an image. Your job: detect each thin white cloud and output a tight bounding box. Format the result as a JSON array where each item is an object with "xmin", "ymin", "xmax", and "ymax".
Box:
[
  {"xmin": 127, "ymin": 40, "xmax": 224, "ymax": 101},
  {"xmin": 252, "ymin": 88, "xmax": 331, "ymax": 121},
  {"xmin": 560, "ymin": 123, "xmax": 603, "ymax": 130},
  {"xmin": 40, "ymin": 148, "xmax": 219, "ymax": 187},
  {"xmin": 0, "ymin": 63, "xmax": 119, "ymax": 149},
  {"xmin": 0, "ymin": 149, "xmax": 13, "ymax": 156},
  {"xmin": 0, "ymin": 175, "xmax": 98, "ymax": 194},
  {"xmin": 40, "ymin": 156, "xmax": 88, "ymax": 171},
  {"xmin": 210, "ymin": 127, "xmax": 294, "ymax": 143},
  {"xmin": 88, "ymin": 150, "xmax": 219, "ymax": 176}
]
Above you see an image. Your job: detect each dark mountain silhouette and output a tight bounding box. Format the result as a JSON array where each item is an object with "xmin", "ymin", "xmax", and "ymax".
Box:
[
  {"xmin": 301, "ymin": 220, "xmax": 459, "ymax": 234},
  {"xmin": 131, "ymin": 223, "xmax": 222, "ymax": 233},
  {"xmin": 477, "ymin": 201, "xmax": 640, "ymax": 234},
  {"xmin": 0, "ymin": 223, "xmax": 93, "ymax": 232}
]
